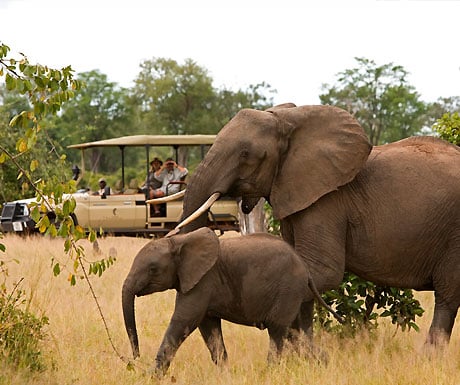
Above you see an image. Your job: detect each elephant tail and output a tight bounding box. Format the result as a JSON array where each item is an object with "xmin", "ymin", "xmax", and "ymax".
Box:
[{"xmin": 308, "ymin": 276, "xmax": 345, "ymax": 324}]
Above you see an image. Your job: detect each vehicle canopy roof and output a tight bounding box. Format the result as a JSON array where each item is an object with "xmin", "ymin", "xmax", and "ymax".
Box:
[
  {"xmin": 67, "ymin": 134, "xmax": 216, "ymax": 191},
  {"xmin": 67, "ymin": 134, "xmax": 216, "ymax": 149}
]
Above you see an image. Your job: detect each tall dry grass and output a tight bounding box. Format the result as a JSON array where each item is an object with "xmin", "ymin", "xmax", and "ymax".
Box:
[{"xmin": 1, "ymin": 234, "xmax": 459, "ymax": 385}]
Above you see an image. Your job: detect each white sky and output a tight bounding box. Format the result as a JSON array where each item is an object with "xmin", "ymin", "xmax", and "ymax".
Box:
[{"xmin": 1, "ymin": 0, "xmax": 459, "ymax": 105}]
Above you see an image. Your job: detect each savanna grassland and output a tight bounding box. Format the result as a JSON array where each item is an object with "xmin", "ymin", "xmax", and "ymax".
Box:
[{"xmin": 1, "ymin": 234, "xmax": 459, "ymax": 385}]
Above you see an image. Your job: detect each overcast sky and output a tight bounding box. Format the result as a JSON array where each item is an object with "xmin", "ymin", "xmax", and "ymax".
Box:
[{"xmin": 1, "ymin": 0, "xmax": 459, "ymax": 106}]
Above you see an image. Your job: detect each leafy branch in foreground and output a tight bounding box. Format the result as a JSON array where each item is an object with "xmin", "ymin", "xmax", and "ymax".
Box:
[
  {"xmin": 0, "ymin": 42, "xmax": 124, "ymax": 372},
  {"xmin": 0, "ymin": 42, "xmax": 112, "ymax": 285}
]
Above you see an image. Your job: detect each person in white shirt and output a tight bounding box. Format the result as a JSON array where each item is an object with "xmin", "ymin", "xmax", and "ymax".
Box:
[{"xmin": 150, "ymin": 158, "xmax": 188, "ymax": 215}]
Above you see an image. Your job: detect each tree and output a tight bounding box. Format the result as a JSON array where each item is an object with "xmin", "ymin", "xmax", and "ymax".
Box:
[
  {"xmin": 428, "ymin": 96, "xmax": 460, "ymax": 117},
  {"xmin": 213, "ymin": 82, "xmax": 276, "ymax": 127},
  {"xmin": 130, "ymin": 58, "xmax": 217, "ymax": 135},
  {"xmin": 320, "ymin": 57, "xmax": 428, "ymax": 145},
  {"xmin": 130, "ymin": 58, "xmax": 274, "ymax": 135},
  {"xmin": 129, "ymin": 57, "xmax": 274, "ymax": 167},
  {"xmin": 51, "ymin": 70, "xmax": 132, "ymax": 173}
]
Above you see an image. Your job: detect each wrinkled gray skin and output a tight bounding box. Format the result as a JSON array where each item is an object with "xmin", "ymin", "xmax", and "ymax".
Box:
[
  {"xmin": 181, "ymin": 103, "xmax": 460, "ymax": 346},
  {"xmin": 122, "ymin": 228, "xmax": 322, "ymax": 375}
]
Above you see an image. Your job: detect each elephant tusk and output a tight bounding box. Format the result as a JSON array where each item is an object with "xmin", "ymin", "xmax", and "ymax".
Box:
[
  {"xmin": 165, "ymin": 192, "xmax": 221, "ymax": 237},
  {"xmin": 146, "ymin": 190, "xmax": 186, "ymax": 204}
]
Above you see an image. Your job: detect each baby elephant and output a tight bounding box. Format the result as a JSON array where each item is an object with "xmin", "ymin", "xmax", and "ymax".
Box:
[{"xmin": 122, "ymin": 227, "xmax": 335, "ymax": 375}]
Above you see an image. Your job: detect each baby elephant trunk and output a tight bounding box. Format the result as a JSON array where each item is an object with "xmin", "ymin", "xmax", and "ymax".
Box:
[{"xmin": 122, "ymin": 280, "xmax": 140, "ymax": 359}]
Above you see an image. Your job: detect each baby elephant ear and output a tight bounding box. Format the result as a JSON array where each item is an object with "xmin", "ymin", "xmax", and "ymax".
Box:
[{"xmin": 171, "ymin": 228, "xmax": 220, "ymax": 294}]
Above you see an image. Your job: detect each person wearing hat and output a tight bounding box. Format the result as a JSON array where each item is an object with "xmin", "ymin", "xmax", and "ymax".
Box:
[
  {"xmin": 142, "ymin": 157, "xmax": 163, "ymax": 198},
  {"xmin": 150, "ymin": 157, "xmax": 188, "ymax": 215},
  {"xmin": 94, "ymin": 178, "xmax": 111, "ymax": 197}
]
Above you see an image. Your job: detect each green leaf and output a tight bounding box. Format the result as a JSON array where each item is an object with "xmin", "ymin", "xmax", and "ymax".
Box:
[
  {"xmin": 70, "ymin": 274, "xmax": 76, "ymax": 286},
  {"xmin": 88, "ymin": 230, "xmax": 96, "ymax": 242},
  {"xmin": 9, "ymin": 113, "xmax": 22, "ymax": 128},
  {"xmin": 64, "ymin": 239, "xmax": 71, "ymax": 252},
  {"xmin": 1, "ymin": 43, "xmax": 10, "ymax": 57},
  {"xmin": 53, "ymin": 263, "xmax": 61, "ymax": 276},
  {"xmin": 34, "ymin": 75, "xmax": 46, "ymax": 89},
  {"xmin": 33, "ymin": 101, "xmax": 45, "ymax": 116},
  {"xmin": 5, "ymin": 73, "xmax": 17, "ymax": 90},
  {"xmin": 31, "ymin": 206, "xmax": 41, "ymax": 222},
  {"xmin": 48, "ymin": 224, "xmax": 57, "ymax": 237},
  {"xmin": 62, "ymin": 200, "xmax": 71, "ymax": 216},
  {"xmin": 30, "ymin": 159, "xmax": 39, "ymax": 172}
]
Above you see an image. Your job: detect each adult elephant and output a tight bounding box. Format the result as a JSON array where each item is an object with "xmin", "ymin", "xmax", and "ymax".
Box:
[{"xmin": 177, "ymin": 103, "xmax": 460, "ymax": 346}]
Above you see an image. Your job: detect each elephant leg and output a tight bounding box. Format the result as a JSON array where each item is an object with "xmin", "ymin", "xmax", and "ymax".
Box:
[
  {"xmin": 427, "ymin": 296, "xmax": 458, "ymax": 346},
  {"xmin": 198, "ymin": 316, "xmax": 228, "ymax": 365},
  {"xmin": 287, "ymin": 301, "xmax": 313, "ymax": 352},
  {"xmin": 290, "ymin": 301, "xmax": 313, "ymax": 337},
  {"xmin": 155, "ymin": 319, "xmax": 198, "ymax": 376},
  {"xmin": 267, "ymin": 325, "xmax": 287, "ymax": 363},
  {"xmin": 288, "ymin": 301, "xmax": 328, "ymax": 364}
]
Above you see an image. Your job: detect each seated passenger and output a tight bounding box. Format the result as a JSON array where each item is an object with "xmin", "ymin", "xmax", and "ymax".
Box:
[
  {"xmin": 141, "ymin": 157, "xmax": 163, "ymax": 198},
  {"xmin": 150, "ymin": 158, "xmax": 188, "ymax": 215},
  {"xmin": 93, "ymin": 178, "xmax": 111, "ymax": 198}
]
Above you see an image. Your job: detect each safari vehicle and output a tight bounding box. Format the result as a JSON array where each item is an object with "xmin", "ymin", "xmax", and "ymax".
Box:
[{"xmin": 0, "ymin": 135, "xmax": 240, "ymax": 236}]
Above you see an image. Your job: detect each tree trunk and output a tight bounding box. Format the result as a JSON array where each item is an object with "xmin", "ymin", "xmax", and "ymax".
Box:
[{"xmin": 239, "ymin": 198, "xmax": 266, "ymax": 234}]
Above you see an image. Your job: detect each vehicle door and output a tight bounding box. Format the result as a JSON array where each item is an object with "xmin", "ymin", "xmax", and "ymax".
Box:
[{"xmin": 88, "ymin": 194, "xmax": 144, "ymax": 229}]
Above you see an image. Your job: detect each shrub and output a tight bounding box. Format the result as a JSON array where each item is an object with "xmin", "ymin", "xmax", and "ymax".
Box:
[
  {"xmin": 315, "ymin": 272, "xmax": 424, "ymax": 335},
  {"xmin": 0, "ymin": 282, "xmax": 49, "ymax": 371},
  {"xmin": 434, "ymin": 112, "xmax": 460, "ymax": 145}
]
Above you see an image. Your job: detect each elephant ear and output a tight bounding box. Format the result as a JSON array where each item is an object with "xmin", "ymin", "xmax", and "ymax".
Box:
[
  {"xmin": 170, "ymin": 227, "xmax": 220, "ymax": 294},
  {"xmin": 270, "ymin": 105, "xmax": 372, "ymax": 220}
]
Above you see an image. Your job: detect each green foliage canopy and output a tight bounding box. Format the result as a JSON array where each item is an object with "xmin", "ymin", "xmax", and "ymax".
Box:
[
  {"xmin": 129, "ymin": 57, "xmax": 274, "ymax": 136},
  {"xmin": 320, "ymin": 57, "xmax": 428, "ymax": 145},
  {"xmin": 434, "ymin": 112, "xmax": 460, "ymax": 145},
  {"xmin": 50, "ymin": 70, "xmax": 133, "ymax": 175}
]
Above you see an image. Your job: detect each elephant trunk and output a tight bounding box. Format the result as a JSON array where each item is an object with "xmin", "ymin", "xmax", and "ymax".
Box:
[{"xmin": 122, "ymin": 280, "xmax": 140, "ymax": 359}]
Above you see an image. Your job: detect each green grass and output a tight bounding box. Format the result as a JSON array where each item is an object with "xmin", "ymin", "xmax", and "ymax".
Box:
[{"xmin": 1, "ymin": 234, "xmax": 459, "ymax": 384}]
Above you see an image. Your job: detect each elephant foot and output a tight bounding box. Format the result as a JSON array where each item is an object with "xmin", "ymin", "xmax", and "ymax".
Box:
[
  {"xmin": 422, "ymin": 336, "xmax": 449, "ymax": 358},
  {"xmin": 426, "ymin": 328, "xmax": 450, "ymax": 347},
  {"xmin": 143, "ymin": 367, "xmax": 163, "ymax": 380},
  {"xmin": 150, "ymin": 360, "xmax": 170, "ymax": 379},
  {"xmin": 280, "ymin": 335, "xmax": 328, "ymax": 366},
  {"xmin": 145, "ymin": 366, "xmax": 167, "ymax": 380}
]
